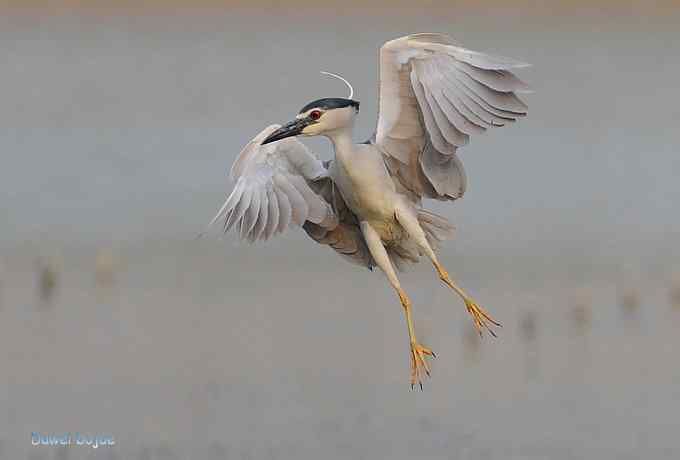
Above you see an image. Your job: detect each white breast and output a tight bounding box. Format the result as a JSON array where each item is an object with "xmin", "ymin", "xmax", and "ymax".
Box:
[{"xmin": 331, "ymin": 143, "xmax": 399, "ymax": 222}]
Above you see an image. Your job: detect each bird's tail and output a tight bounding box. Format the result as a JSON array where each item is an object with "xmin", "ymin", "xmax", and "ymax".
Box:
[{"xmin": 417, "ymin": 208, "xmax": 455, "ymax": 250}]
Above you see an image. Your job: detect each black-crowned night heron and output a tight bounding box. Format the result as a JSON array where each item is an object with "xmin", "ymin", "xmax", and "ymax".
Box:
[{"xmin": 207, "ymin": 33, "xmax": 530, "ymax": 388}]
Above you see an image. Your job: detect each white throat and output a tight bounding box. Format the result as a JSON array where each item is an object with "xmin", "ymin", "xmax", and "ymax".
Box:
[{"xmin": 325, "ymin": 125, "xmax": 355, "ymax": 159}]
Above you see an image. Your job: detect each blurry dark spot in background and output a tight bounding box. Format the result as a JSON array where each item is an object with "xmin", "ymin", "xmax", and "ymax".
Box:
[
  {"xmin": 571, "ymin": 289, "xmax": 592, "ymax": 335},
  {"xmin": 0, "ymin": 258, "xmax": 4, "ymax": 310},
  {"xmin": 462, "ymin": 323, "xmax": 481, "ymax": 364},
  {"xmin": 619, "ymin": 286, "xmax": 640, "ymax": 318},
  {"xmin": 670, "ymin": 272, "xmax": 680, "ymax": 309},
  {"xmin": 519, "ymin": 310, "xmax": 540, "ymax": 379},
  {"xmin": 34, "ymin": 256, "xmax": 59, "ymax": 307},
  {"xmin": 519, "ymin": 310, "xmax": 538, "ymax": 344},
  {"xmin": 95, "ymin": 247, "xmax": 118, "ymax": 288}
]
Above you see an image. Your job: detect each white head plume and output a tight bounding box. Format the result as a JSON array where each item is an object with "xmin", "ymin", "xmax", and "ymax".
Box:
[{"xmin": 320, "ymin": 71, "xmax": 354, "ymax": 100}]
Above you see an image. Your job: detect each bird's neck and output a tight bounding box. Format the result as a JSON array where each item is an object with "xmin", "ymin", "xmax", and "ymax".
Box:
[{"xmin": 326, "ymin": 127, "xmax": 355, "ymax": 161}]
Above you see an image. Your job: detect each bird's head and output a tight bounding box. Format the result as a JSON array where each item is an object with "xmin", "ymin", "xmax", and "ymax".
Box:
[
  {"xmin": 261, "ymin": 98, "xmax": 359, "ymax": 145},
  {"xmin": 261, "ymin": 72, "xmax": 359, "ymax": 145}
]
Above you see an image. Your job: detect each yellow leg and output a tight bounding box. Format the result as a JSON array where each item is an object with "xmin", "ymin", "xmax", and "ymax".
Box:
[
  {"xmin": 360, "ymin": 221, "xmax": 435, "ymax": 388},
  {"xmin": 398, "ymin": 288, "xmax": 435, "ymax": 390},
  {"xmin": 434, "ymin": 261, "xmax": 501, "ymax": 337},
  {"xmin": 391, "ymin": 205, "xmax": 500, "ymax": 338}
]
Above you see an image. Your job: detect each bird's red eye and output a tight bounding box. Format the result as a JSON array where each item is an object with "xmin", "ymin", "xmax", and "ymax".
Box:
[{"xmin": 309, "ymin": 110, "xmax": 322, "ymax": 120}]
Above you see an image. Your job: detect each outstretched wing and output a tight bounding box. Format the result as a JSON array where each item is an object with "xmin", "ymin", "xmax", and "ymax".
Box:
[
  {"xmin": 375, "ymin": 33, "xmax": 530, "ymax": 202},
  {"xmin": 209, "ymin": 125, "xmax": 374, "ymax": 269}
]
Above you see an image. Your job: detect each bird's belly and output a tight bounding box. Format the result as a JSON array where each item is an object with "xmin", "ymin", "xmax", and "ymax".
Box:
[
  {"xmin": 356, "ymin": 185, "xmax": 394, "ymax": 219},
  {"xmin": 332, "ymin": 146, "xmax": 404, "ymax": 243},
  {"xmin": 367, "ymin": 216, "xmax": 406, "ymax": 243},
  {"xmin": 338, "ymin": 175, "xmax": 394, "ymax": 217},
  {"xmin": 339, "ymin": 182, "xmax": 404, "ymax": 243}
]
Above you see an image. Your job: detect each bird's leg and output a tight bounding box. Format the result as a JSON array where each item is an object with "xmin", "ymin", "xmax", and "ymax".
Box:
[
  {"xmin": 433, "ymin": 261, "xmax": 501, "ymax": 337},
  {"xmin": 360, "ymin": 221, "xmax": 434, "ymax": 389},
  {"xmin": 394, "ymin": 206, "xmax": 501, "ymax": 337},
  {"xmin": 398, "ymin": 287, "xmax": 435, "ymax": 388}
]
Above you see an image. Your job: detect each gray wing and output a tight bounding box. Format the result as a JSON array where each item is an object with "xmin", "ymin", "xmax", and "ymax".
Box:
[
  {"xmin": 209, "ymin": 125, "xmax": 374, "ymax": 269},
  {"xmin": 375, "ymin": 33, "xmax": 530, "ymax": 202}
]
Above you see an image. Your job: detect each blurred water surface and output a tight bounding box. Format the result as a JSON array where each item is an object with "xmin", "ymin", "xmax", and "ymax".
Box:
[{"xmin": 1, "ymin": 11, "xmax": 679, "ymax": 459}]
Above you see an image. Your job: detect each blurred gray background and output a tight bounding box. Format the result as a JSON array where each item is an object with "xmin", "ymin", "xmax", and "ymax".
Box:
[{"xmin": 1, "ymin": 2, "xmax": 680, "ymax": 459}]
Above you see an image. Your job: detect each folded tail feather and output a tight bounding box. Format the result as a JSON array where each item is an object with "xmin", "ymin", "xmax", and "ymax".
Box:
[
  {"xmin": 417, "ymin": 208, "xmax": 455, "ymax": 250},
  {"xmin": 387, "ymin": 208, "xmax": 455, "ymax": 271}
]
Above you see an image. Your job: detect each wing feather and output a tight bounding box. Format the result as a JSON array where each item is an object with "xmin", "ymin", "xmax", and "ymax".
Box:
[
  {"xmin": 287, "ymin": 174, "xmax": 329, "ymax": 224},
  {"xmin": 209, "ymin": 125, "xmax": 330, "ymax": 241},
  {"xmin": 208, "ymin": 125, "xmax": 374, "ymax": 269},
  {"xmin": 274, "ymin": 185, "xmax": 292, "ymax": 234},
  {"xmin": 447, "ymin": 77, "xmax": 520, "ymax": 122},
  {"xmin": 443, "ymin": 84, "xmax": 506, "ymax": 126},
  {"xmin": 241, "ymin": 187, "xmax": 261, "ymax": 239},
  {"xmin": 439, "ymin": 86, "xmax": 490, "ymax": 131},
  {"xmin": 376, "ymin": 33, "xmax": 529, "ymax": 202},
  {"xmin": 425, "ymin": 60, "xmax": 488, "ymax": 134},
  {"xmin": 410, "ymin": 69, "xmax": 455, "ymax": 154},
  {"xmin": 452, "ymin": 69, "xmax": 527, "ymax": 114},
  {"xmin": 250, "ymin": 188, "xmax": 269, "ymax": 242},
  {"xmin": 422, "ymin": 77, "xmax": 469, "ymax": 146},
  {"xmin": 264, "ymin": 185, "xmax": 279, "ymax": 239},
  {"xmin": 454, "ymin": 61, "xmax": 531, "ymax": 93},
  {"xmin": 210, "ymin": 183, "xmax": 243, "ymax": 228},
  {"xmin": 273, "ymin": 173, "xmax": 308, "ymax": 226},
  {"xmin": 224, "ymin": 186, "xmax": 251, "ymax": 232}
]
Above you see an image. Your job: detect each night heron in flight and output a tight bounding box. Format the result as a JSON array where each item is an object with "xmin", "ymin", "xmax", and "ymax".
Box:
[{"xmin": 207, "ymin": 33, "xmax": 530, "ymax": 388}]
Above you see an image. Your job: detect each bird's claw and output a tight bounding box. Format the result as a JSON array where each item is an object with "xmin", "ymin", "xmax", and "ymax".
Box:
[
  {"xmin": 465, "ymin": 298, "xmax": 501, "ymax": 338},
  {"xmin": 410, "ymin": 342, "xmax": 435, "ymax": 390}
]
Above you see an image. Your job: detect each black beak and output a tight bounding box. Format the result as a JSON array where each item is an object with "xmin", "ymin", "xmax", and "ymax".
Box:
[{"xmin": 261, "ymin": 118, "xmax": 311, "ymax": 145}]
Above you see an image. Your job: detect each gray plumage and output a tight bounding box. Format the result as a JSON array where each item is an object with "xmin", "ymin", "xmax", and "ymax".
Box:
[
  {"xmin": 206, "ymin": 33, "xmax": 530, "ymax": 387},
  {"xmin": 210, "ymin": 33, "xmax": 528, "ymax": 271}
]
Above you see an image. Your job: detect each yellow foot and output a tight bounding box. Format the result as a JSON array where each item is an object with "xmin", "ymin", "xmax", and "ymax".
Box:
[
  {"xmin": 434, "ymin": 262, "xmax": 502, "ymax": 338},
  {"xmin": 464, "ymin": 297, "xmax": 501, "ymax": 338},
  {"xmin": 410, "ymin": 342, "xmax": 435, "ymax": 390}
]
